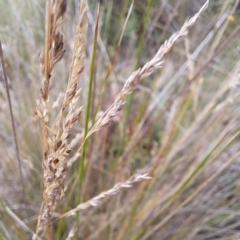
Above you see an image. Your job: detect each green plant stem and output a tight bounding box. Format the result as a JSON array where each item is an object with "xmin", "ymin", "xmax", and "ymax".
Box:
[
  {"xmin": 77, "ymin": 4, "xmax": 99, "ymax": 205},
  {"xmin": 122, "ymin": 0, "xmax": 153, "ymax": 148}
]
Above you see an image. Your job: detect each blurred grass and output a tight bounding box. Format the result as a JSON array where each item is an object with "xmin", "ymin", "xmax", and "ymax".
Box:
[{"xmin": 1, "ymin": 0, "xmax": 240, "ymax": 239}]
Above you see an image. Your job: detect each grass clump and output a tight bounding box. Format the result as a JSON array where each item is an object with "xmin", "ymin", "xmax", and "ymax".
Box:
[{"xmin": 1, "ymin": 0, "xmax": 240, "ymax": 239}]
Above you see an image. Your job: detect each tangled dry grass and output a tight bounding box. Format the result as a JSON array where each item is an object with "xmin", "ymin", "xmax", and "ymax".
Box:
[
  {"xmin": 1, "ymin": 0, "xmax": 240, "ymax": 239},
  {"xmin": 33, "ymin": 1, "xmax": 208, "ymax": 238}
]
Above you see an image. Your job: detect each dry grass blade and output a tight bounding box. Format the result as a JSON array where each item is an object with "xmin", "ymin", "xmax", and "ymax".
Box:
[
  {"xmin": 0, "ymin": 42, "xmax": 24, "ymax": 192},
  {"xmin": 143, "ymin": 150, "xmax": 240, "ymax": 238},
  {"xmin": 94, "ymin": 0, "xmax": 134, "ymax": 117},
  {"xmin": 66, "ymin": 224, "xmax": 77, "ymax": 240},
  {"xmin": 1, "ymin": 201, "xmax": 39, "ymax": 239}
]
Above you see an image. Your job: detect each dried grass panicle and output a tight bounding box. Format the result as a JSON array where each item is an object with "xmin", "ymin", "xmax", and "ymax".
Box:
[
  {"xmin": 62, "ymin": 0, "xmax": 88, "ymax": 110},
  {"xmin": 36, "ymin": 0, "xmax": 67, "ymax": 122},
  {"xmin": 54, "ymin": 0, "xmax": 88, "ymax": 131},
  {"xmin": 62, "ymin": 174, "xmax": 152, "ymax": 218},
  {"xmin": 34, "ymin": 1, "xmax": 88, "ymax": 238},
  {"xmin": 34, "ymin": 1, "xmax": 68, "ymax": 238},
  {"xmin": 85, "ymin": 0, "xmax": 209, "ymax": 140}
]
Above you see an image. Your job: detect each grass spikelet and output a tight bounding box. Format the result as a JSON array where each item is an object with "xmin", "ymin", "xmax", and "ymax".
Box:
[{"xmin": 59, "ymin": 173, "xmax": 152, "ymax": 218}]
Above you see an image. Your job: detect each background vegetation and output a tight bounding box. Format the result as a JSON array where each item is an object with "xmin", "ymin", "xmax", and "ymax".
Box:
[{"xmin": 0, "ymin": 0, "xmax": 240, "ymax": 239}]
